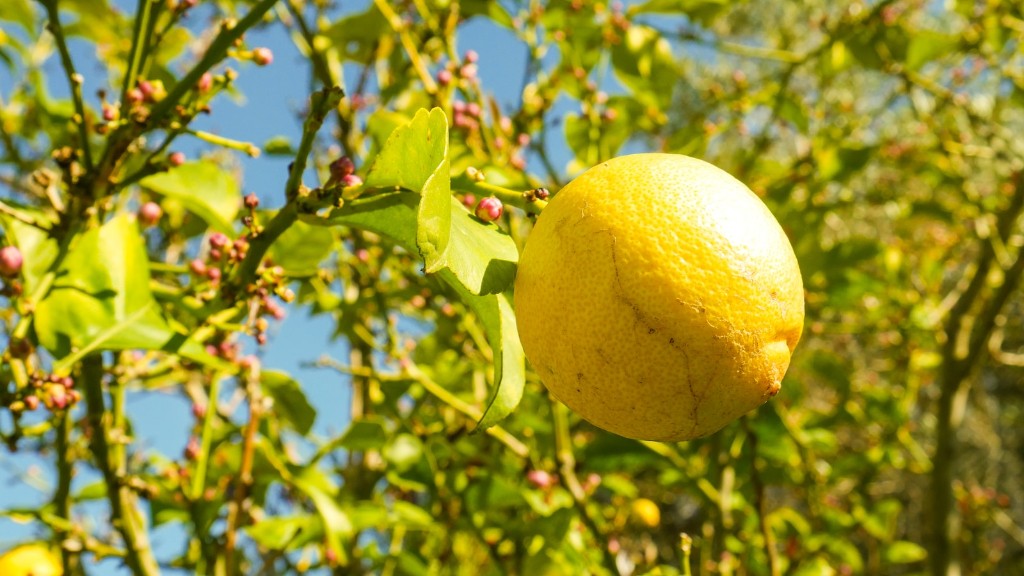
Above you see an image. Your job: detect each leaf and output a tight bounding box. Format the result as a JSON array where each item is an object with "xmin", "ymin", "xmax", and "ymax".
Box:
[
  {"xmin": 884, "ymin": 541, "xmax": 927, "ymax": 564},
  {"xmin": 0, "ymin": 0, "xmax": 35, "ymax": 32},
  {"xmin": 455, "ymin": 288, "xmax": 525, "ymax": 429},
  {"xmin": 906, "ymin": 30, "xmax": 959, "ymax": 71},
  {"xmin": 261, "ymin": 370, "xmax": 317, "ymax": 435},
  {"xmin": 323, "ymin": 4, "xmax": 389, "ymax": 62},
  {"xmin": 460, "ymin": 0, "xmax": 514, "ymax": 27},
  {"xmin": 384, "ymin": 434, "xmax": 424, "ymax": 472},
  {"xmin": 0, "ymin": 208, "xmax": 58, "ymax": 296},
  {"xmin": 263, "ymin": 135, "xmax": 295, "ymax": 156},
  {"xmin": 326, "ymin": 192, "xmax": 517, "ymax": 296},
  {"xmin": 364, "ymin": 108, "xmax": 454, "ymax": 275},
  {"xmin": 245, "ymin": 515, "xmax": 318, "ymax": 550},
  {"xmin": 339, "ymin": 417, "xmax": 388, "ymax": 451},
  {"xmin": 140, "ymin": 161, "xmax": 241, "ymax": 233},
  {"xmin": 291, "ymin": 467, "xmax": 353, "ymax": 562},
  {"xmin": 611, "ymin": 25, "xmax": 678, "ymax": 110},
  {"xmin": 33, "ymin": 214, "xmax": 176, "ymax": 357},
  {"xmin": 268, "ymin": 218, "xmax": 335, "ymax": 276},
  {"xmin": 321, "ymin": 183, "xmax": 523, "ymax": 425}
]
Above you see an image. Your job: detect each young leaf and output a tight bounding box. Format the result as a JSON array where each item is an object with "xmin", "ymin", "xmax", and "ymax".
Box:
[
  {"xmin": 140, "ymin": 161, "xmax": 241, "ymax": 233},
  {"xmin": 261, "ymin": 370, "xmax": 317, "ymax": 435}
]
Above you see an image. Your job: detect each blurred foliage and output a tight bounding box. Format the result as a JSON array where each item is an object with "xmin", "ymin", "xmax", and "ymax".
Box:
[{"xmin": 2, "ymin": 0, "xmax": 1024, "ymax": 575}]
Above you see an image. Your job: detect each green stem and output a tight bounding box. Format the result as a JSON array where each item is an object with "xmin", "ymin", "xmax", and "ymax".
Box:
[
  {"xmin": 190, "ymin": 372, "xmax": 224, "ymax": 500},
  {"xmin": 453, "ymin": 177, "xmax": 548, "ymax": 214},
  {"xmin": 235, "ymin": 86, "xmax": 343, "ymax": 285},
  {"xmin": 39, "ymin": 0, "xmax": 94, "ymax": 171},
  {"xmin": 552, "ymin": 400, "xmax": 618, "ymax": 575},
  {"xmin": 119, "ymin": 0, "xmax": 156, "ymax": 117},
  {"xmin": 54, "ymin": 412, "xmax": 78, "ymax": 575},
  {"xmin": 680, "ymin": 533, "xmax": 694, "ymax": 576},
  {"xmin": 81, "ymin": 354, "xmax": 160, "ymax": 576}
]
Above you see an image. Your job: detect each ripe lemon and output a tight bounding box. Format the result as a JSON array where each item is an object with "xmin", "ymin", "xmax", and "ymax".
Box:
[
  {"xmin": 630, "ymin": 498, "xmax": 662, "ymax": 528},
  {"xmin": 0, "ymin": 543, "xmax": 62, "ymax": 576},
  {"xmin": 514, "ymin": 153, "xmax": 803, "ymax": 441}
]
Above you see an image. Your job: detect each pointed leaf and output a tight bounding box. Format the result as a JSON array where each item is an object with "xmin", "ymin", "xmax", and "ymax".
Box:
[
  {"xmin": 140, "ymin": 161, "xmax": 241, "ymax": 233},
  {"xmin": 261, "ymin": 370, "xmax": 317, "ymax": 435}
]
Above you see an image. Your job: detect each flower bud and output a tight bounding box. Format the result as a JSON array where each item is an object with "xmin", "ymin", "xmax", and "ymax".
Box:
[
  {"xmin": 0, "ymin": 246, "xmax": 23, "ymax": 277},
  {"xmin": 168, "ymin": 151, "xmax": 186, "ymax": 166},
  {"xmin": 474, "ymin": 197, "xmax": 503, "ymax": 222},
  {"xmin": 139, "ymin": 202, "xmax": 163, "ymax": 227},
  {"xmin": 253, "ymin": 47, "xmax": 274, "ymax": 66},
  {"xmin": 244, "ymin": 193, "xmax": 260, "ymax": 208}
]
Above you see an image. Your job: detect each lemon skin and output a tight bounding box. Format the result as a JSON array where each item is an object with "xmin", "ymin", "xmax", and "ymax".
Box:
[{"xmin": 514, "ymin": 153, "xmax": 804, "ymax": 441}]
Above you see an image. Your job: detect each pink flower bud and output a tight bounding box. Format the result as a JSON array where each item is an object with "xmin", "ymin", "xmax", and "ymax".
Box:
[
  {"xmin": 452, "ymin": 100, "xmax": 467, "ymax": 114},
  {"xmin": 340, "ymin": 173, "xmax": 363, "ymax": 188},
  {"xmin": 184, "ymin": 436, "xmax": 200, "ymax": 460},
  {"xmin": 527, "ymin": 469, "xmax": 555, "ymax": 489},
  {"xmin": 329, "ymin": 156, "xmax": 355, "ymax": 180},
  {"xmin": 460, "ymin": 63, "xmax": 478, "ymax": 80},
  {"xmin": 102, "ymin": 105, "xmax": 118, "ymax": 122},
  {"xmin": 197, "ymin": 72, "xmax": 213, "ymax": 92},
  {"xmin": 190, "ymin": 259, "xmax": 208, "ymax": 276},
  {"xmin": 207, "ymin": 267, "xmax": 222, "ymax": 282},
  {"xmin": 168, "ymin": 151, "xmax": 186, "ymax": 166},
  {"xmin": 253, "ymin": 47, "xmax": 274, "ymax": 66},
  {"xmin": 474, "ymin": 197, "xmax": 503, "ymax": 222},
  {"xmin": 209, "ymin": 232, "xmax": 229, "ymax": 249},
  {"xmin": 437, "ymin": 69, "xmax": 453, "ymax": 86},
  {"xmin": 139, "ymin": 201, "xmax": 163, "ymax": 226},
  {"xmin": 466, "ymin": 102, "xmax": 482, "ymax": 118},
  {"xmin": 244, "ymin": 193, "xmax": 259, "ymax": 208},
  {"xmin": 0, "ymin": 246, "xmax": 24, "ymax": 277},
  {"xmin": 127, "ymin": 88, "xmax": 144, "ymax": 104},
  {"xmin": 462, "ymin": 193, "xmax": 476, "ymax": 208},
  {"xmin": 192, "ymin": 402, "xmax": 207, "ymax": 419},
  {"xmin": 24, "ymin": 395, "xmax": 39, "ymax": 411},
  {"xmin": 464, "ymin": 49, "xmax": 479, "ymax": 64}
]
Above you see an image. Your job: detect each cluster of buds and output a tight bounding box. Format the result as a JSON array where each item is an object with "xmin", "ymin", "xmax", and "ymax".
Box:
[
  {"xmin": 249, "ymin": 265, "xmax": 292, "ymax": 345},
  {"xmin": 495, "ymin": 117, "xmax": 530, "ymax": 170},
  {"xmin": 7, "ymin": 373, "xmax": 80, "ymax": 413},
  {"xmin": 436, "ymin": 50, "xmax": 479, "ymax": 88},
  {"xmin": 189, "ymin": 231, "xmax": 250, "ymax": 288},
  {"xmin": 451, "ymin": 100, "xmax": 483, "ymax": 132}
]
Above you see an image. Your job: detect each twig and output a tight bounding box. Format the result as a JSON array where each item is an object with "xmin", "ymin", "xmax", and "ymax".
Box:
[
  {"xmin": 743, "ymin": 418, "xmax": 779, "ymax": 576},
  {"xmin": 81, "ymin": 354, "xmax": 160, "ymax": 576},
  {"xmin": 39, "ymin": 0, "xmax": 94, "ymax": 171},
  {"xmin": 552, "ymin": 400, "xmax": 618, "ymax": 574},
  {"xmin": 224, "ymin": 364, "xmax": 262, "ymax": 576},
  {"xmin": 373, "ymin": 0, "xmax": 438, "ymax": 94}
]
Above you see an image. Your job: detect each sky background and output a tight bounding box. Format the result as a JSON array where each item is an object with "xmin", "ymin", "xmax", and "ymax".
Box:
[{"xmin": 0, "ymin": 0, "xmax": 590, "ymax": 572}]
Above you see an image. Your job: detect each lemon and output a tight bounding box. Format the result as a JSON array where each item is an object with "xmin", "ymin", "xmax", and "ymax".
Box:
[
  {"xmin": 0, "ymin": 543, "xmax": 62, "ymax": 576},
  {"xmin": 515, "ymin": 153, "xmax": 803, "ymax": 441},
  {"xmin": 630, "ymin": 498, "xmax": 662, "ymax": 528}
]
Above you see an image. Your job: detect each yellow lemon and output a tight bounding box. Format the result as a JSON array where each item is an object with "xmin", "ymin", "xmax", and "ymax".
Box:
[
  {"xmin": 0, "ymin": 543, "xmax": 62, "ymax": 576},
  {"xmin": 630, "ymin": 498, "xmax": 662, "ymax": 528},
  {"xmin": 515, "ymin": 153, "xmax": 804, "ymax": 441}
]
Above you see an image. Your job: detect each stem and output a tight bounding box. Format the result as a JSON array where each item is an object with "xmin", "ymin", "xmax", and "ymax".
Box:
[
  {"xmin": 39, "ymin": 0, "xmax": 94, "ymax": 171},
  {"xmin": 81, "ymin": 354, "xmax": 160, "ymax": 576},
  {"xmin": 373, "ymin": 0, "xmax": 438, "ymax": 94},
  {"xmin": 235, "ymin": 86, "xmax": 343, "ymax": 285},
  {"xmin": 53, "ymin": 412, "xmax": 79, "ymax": 575},
  {"xmin": 119, "ymin": 0, "xmax": 156, "ymax": 118},
  {"xmin": 744, "ymin": 418, "xmax": 779, "ymax": 576},
  {"xmin": 453, "ymin": 177, "xmax": 548, "ymax": 214},
  {"xmin": 552, "ymin": 400, "xmax": 618, "ymax": 574},
  {"xmin": 190, "ymin": 372, "xmax": 224, "ymax": 500},
  {"xmin": 680, "ymin": 533, "xmax": 694, "ymax": 576},
  {"xmin": 224, "ymin": 368, "xmax": 261, "ymax": 576}
]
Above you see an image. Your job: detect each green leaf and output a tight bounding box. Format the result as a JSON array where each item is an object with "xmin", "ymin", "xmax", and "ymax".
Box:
[
  {"xmin": 291, "ymin": 467, "xmax": 353, "ymax": 562},
  {"xmin": 0, "ymin": 0, "xmax": 35, "ymax": 32},
  {"xmin": 0, "ymin": 208, "xmax": 58, "ymax": 296},
  {"xmin": 261, "ymin": 370, "xmax": 317, "ymax": 435},
  {"xmin": 323, "ymin": 4, "xmax": 389, "ymax": 62},
  {"xmin": 245, "ymin": 515, "xmax": 318, "ymax": 550},
  {"xmin": 460, "ymin": 0, "xmax": 515, "ymax": 27},
  {"xmin": 364, "ymin": 108, "xmax": 453, "ymax": 274},
  {"xmin": 384, "ymin": 433, "xmax": 424, "ymax": 472},
  {"xmin": 325, "ymin": 191, "xmax": 517, "ymax": 296},
  {"xmin": 34, "ymin": 214, "xmax": 176, "ymax": 357},
  {"xmin": 392, "ymin": 501, "xmax": 435, "ymax": 529},
  {"xmin": 456, "ymin": 288, "xmax": 525, "ymax": 429},
  {"xmin": 339, "ymin": 417, "xmax": 388, "ymax": 451},
  {"xmin": 611, "ymin": 25, "xmax": 678, "ymax": 110},
  {"xmin": 268, "ymin": 218, "xmax": 335, "ymax": 276},
  {"xmin": 884, "ymin": 541, "xmax": 927, "ymax": 564},
  {"xmin": 263, "ymin": 135, "xmax": 295, "ymax": 156},
  {"xmin": 906, "ymin": 30, "xmax": 959, "ymax": 71},
  {"xmin": 140, "ymin": 161, "xmax": 241, "ymax": 233}
]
